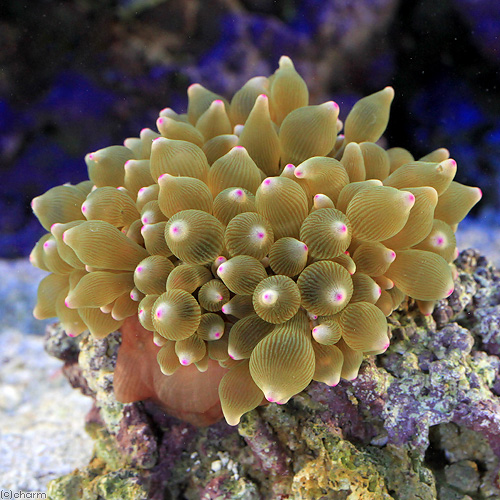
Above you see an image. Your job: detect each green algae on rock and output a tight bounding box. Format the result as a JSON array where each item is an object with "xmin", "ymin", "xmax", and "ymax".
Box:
[{"xmin": 31, "ymin": 55, "xmax": 482, "ymax": 427}]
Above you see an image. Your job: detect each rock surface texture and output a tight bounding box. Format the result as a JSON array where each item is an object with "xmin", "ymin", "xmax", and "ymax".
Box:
[{"xmin": 45, "ymin": 249, "xmax": 500, "ymax": 499}]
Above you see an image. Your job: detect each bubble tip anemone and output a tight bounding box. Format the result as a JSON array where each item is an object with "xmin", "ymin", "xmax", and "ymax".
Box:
[{"xmin": 30, "ymin": 55, "xmax": 481, "ymax": 428}]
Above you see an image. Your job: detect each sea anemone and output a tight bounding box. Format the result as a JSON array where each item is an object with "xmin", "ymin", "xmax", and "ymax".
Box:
[{"xmin": 31, "ymin": 56, "xmax": 482, "ymax": 427}]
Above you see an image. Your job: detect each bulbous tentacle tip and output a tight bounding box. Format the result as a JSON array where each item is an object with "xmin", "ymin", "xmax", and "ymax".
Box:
[
  {"xmin": 383, "ymin": 86, "xmax": 395, "ymax": 98},
  {"xmin": 363, "ymin": 341, "xmax": 391, "ymax": 356},
  {"xmin": 214, "ymin": 256, "xmax": 227, "ymax": 265},
  {"xmin": 152, "ymin": 135, "xmax": 170, "ymax": 148},
  {"xmin": 438, "ymin": 158, "xmax": 457, "ymax": 173},
  {"xmin": 446, "ymin": 287, "xmax": 455, "ymax": 298},
  {"xmin": 265, "ymin": 391, "xmax": 279, "ymax": 403},
  {"xmin": 278, "ymin": 55, "xmax": 293, "ymax": 67},
  {"xmin": 385, "ymin": 249, "xmax": 397, "ymax": 263},
  {"xmin": 67, "ymin": 327, "xmax": 87, "ymax": 338},
  {"xmin": 322, "ymin": 100, "xmax": 339, "ymax": 110},
  {"xmin": 157, "ymin": 172, "xmax": 173, "ymax": 183},
  {"xmin": 327, "ymin": 381, "xmax": 340, "ymax": 388},
  {"xmin": 227, "ymin": 417, "xmax": 241, "ymax": 426},
  {"xmin": 152, "ymin": 337, "xmax": 163, "ymax": 347},
  {"xmin": 401, "ymin": 190, "xmax": 416, "ymax": 207},
  {"xmin": 187, "ymin": 83, "xmax": 202, "ymax": 92},
  {"xmin": 436, "ymin": 147, "xmax": 450, "ymax": 157}
]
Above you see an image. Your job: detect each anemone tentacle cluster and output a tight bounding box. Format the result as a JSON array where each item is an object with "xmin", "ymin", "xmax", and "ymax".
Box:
[{"xmin": 31, "ymin": 56, "xmax": 481, "ymax": 426}]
